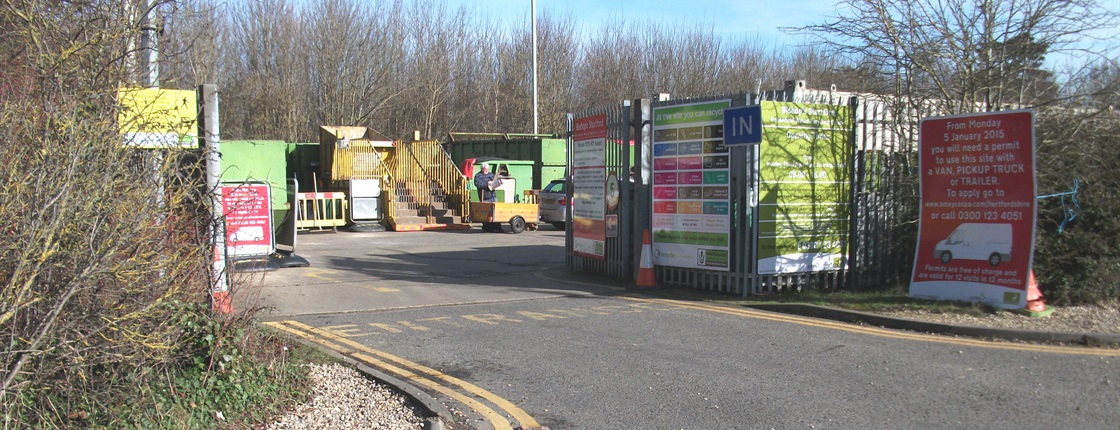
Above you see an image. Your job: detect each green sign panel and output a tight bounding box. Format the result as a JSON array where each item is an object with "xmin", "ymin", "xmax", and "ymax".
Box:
[
  {"xmin": 654, "ymin": 102, "xmax": 729, "ymax": 125},
  {"xmin": 757, "ymin": 101, "xmax": 852, "ymax": 274}
]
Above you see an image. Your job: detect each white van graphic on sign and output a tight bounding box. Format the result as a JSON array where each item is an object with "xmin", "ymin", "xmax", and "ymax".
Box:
[{"xmin": 934, "ymin": 223, "xmax": 1012, "ymax": 266}]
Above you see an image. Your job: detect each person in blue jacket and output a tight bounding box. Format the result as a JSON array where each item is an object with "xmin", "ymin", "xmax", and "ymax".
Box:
[
  {"xmin": 474, "ymin": 162, "xmax": 496, "ymax": 202},
  {"xmin": 473, "ymin": 162, "xmax": 502, "ymax": 232}
]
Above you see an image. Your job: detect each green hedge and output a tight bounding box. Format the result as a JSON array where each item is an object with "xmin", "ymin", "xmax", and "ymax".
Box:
[{"xmin": 1033, "ymin": 110, "xmax": 1120, "ymax": 305}]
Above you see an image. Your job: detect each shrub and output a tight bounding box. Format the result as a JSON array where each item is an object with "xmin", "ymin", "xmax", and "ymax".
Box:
[
  {"xmin": 1033, "ymin": 109, "xmax": 1120, "ymax": 304},
  {"xmin": 0, "ymin": 1, "xmax": 277, "ymax": 425}
]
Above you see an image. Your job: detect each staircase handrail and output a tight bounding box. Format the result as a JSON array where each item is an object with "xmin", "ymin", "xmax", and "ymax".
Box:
[{"xmin": 394, "ymin": 140, "xmax": 469, "ymax": 224}]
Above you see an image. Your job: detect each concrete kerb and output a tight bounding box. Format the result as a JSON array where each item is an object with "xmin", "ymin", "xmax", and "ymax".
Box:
[
  {"xmin": 744, "ymin": 303, "xmax": 1120, "ymax": 347},
  {"xmin": 282, "ymin": 334, "xmax": 452, "ymax": 430}
]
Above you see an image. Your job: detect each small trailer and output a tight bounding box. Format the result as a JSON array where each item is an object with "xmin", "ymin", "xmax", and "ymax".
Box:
[{"xmin": 469, "ymin": 202, "xmax": 539, "ymax": 233}]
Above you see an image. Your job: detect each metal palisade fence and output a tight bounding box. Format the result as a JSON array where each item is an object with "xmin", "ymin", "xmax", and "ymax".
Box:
[{"xmin": 566, "ymin": 81, "xmax": 919, "ymax": 295}]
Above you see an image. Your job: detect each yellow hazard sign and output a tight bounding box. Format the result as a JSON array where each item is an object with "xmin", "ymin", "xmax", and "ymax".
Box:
[{"xmin": 117, "ymin": 87, "xmax": 198, "ymax": 149}]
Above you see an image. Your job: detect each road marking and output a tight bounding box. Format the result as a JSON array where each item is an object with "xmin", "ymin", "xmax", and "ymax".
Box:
[
  {"xmin": 462, "ymin": 313, "xmax": 523, "ymax": 325},
  {"xmin": 532, "ymin": 269, "xmax": 1118, "ymax": 356},
  {"xmin": 624, "ymin": 297, "xmax": 1120, "ymax": 357},
  {"xmin": 268, "ymin": 323, "xmax": 513, "ymax": 428},
  {"xmin": 264, "ymin": 320, "xmax": 541, "ymax": 430},
  {"xmin": 307, "ymin": 302, "xmax": 690, "ymax": 339},
  {"xmin": 303, "ymin": 268, "xmax": 337, "ymax": 282},
  {"xmin": 297, "ymin": 269, "xmax": 401, "ymax": 293}
]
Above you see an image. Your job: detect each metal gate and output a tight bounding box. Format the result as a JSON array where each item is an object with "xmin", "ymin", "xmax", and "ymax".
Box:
[
  {"xmin": 564, "ymin": 102, "xmax": 635, "ymax": 279},
  {"xmin": 566, "ymin": 81, "xmax": 916, "ymax": 295}
]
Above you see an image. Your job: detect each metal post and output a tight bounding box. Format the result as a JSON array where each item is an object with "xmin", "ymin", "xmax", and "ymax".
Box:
[
  {"xmin": 200, "ymin": 84, "xmax": 230, "ymax": 314},
  {"xmin": 531, "ymin": 0, "xmax": 539, "ymax": 134},
  {"xmin": 749, "ymin": 120, "xmax": 760, "ymax": 295},
  {"xmin": 564, "ymin": 112, "xmax": 573, "ymax": 269},
  {"xmin": 632, "ymin": 99, "xmax": 652, "ymax": 282},
  {"xmin": 140, "ymin": 0, "xmax": 159, "ymax": 88},
  {"xmin": 621, "ymin": 100, "xmax": 633, "ymax": 279},
  {"xmin": 845, "ymin": 95, "xmax": 861, "ymax": 290}
]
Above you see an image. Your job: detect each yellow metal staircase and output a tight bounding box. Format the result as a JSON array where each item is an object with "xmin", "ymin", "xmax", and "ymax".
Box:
[{"xmin": 383, "ymin": 140, "xmax": 471, "ymax": 231}]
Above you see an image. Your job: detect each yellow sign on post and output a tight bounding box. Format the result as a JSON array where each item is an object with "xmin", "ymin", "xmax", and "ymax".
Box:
[{"xmin": 117, "ymin": 87, "xmax": 198, "ymax": 148}]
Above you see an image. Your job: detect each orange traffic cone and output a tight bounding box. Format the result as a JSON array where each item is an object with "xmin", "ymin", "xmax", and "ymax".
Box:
[
  {"xmin": 1018, "ymin": 270, "xmax": 1054, "ymax": 317},
  {"xmin": 1025, "ymin": 271, "xmax": 1046, "ymax": 312},
  {"xmin": 636, "ymin": 229, "xmax": 656, "ymax": 287},
  {"xmin": 211, "ymin": 246, "xmax": 234, "ymax": 315},
  {"xmin": 212, "ymin": 290, "xmax": 233, "ymax": 315}
]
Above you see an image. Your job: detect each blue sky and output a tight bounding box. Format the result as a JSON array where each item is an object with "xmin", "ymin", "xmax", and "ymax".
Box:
[
  {"xmin": 447, "ymin": 0, "xmax": 840, "ymax": 47},
  {"xmin": 445, "ymin": 0, "xmax": 1118, "ymax": 73}
]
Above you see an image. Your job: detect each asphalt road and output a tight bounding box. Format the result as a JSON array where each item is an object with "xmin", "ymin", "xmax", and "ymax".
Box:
[{"xmin": 254, "ymin": 228, "xmax": 1120, "ymax": 430}]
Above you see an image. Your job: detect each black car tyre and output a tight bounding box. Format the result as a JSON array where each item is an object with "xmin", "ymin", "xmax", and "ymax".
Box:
[
  {"xmin": 551, "ymin": 222, "xmax": 566, "ymax": 231},
  {"xmin": 510, "ymin": 216, "xmax": 526, "ymax": 233},
  {"xmin": 988, "ymin": 253, "xmax": 1002, "ymax": 266},
  {"xmin": 940, "ymin": 251, "xmax": 952, "ymax": 264}
]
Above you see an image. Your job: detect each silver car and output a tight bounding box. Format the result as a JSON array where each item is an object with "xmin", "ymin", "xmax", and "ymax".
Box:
[{"xmin": 538, "ymin": 179, "xmax": 567, "ymax": 230}]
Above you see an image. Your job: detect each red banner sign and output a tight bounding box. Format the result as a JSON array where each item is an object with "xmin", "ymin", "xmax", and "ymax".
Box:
[{"xmin": 910, "ymin": 110, "xmax": 1036, "ymax": 308}]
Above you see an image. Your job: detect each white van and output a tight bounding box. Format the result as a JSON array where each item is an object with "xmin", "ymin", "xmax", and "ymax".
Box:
[{"xmin": 934, "ymin": 223, "xmax": 1012, "ymax": 266}]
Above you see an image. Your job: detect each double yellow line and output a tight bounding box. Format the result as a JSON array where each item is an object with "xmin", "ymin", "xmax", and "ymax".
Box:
[
  {"xmin": 536, "ymin": 269, "xmax": 1119, "ymax": 356},
  {"xmin": 267, "ymin": 292, "xmax": 1116, "ymax": 430},
  {"xmin": 623, "ymin": 296, "xmax": 1120, "ymax": 357},
  {"xmin": 264, "ymin": 320, "xmax": 540, "ymax": 430}
]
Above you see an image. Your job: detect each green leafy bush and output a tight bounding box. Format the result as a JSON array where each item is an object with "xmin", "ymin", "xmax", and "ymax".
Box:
[
  {"xmin": 1033, "ymin": 110, "xmax": 1120, "ymax": 304},
  {"xmin": 0, "ymin": 2, "xmax": 313, "ymax": 426},
  {"xmin": 106, "ymin": 302, "xmax": 310, "ymax": 429}
]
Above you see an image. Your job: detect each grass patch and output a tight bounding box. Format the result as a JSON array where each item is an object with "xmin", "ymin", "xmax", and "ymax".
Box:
[
  {"xmin": 139, "ymin": 324, "xmax": 335, "ymax": 429},
  {"xmin": 6, "ymin": 301, "xmax": 339, "ymax": 429},
  {"xmin": 745, "ymin": 286, "xmax": 997, "ymax": 317},
  {"xmin": 71, "ymin": 305, "xmax": 340, "ymax": 429}
]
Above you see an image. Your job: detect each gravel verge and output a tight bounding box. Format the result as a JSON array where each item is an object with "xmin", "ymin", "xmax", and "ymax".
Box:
[
  {"xmin": 873, "ymin": 300, "xmax": 1120, "ymax": 334},
  {"xmin": 269, "ymin": 363, "xmax": 427, "ymax": 430}
]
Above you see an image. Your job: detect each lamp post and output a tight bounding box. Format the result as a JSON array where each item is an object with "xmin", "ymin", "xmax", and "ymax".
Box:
[{"xmin": 532, "ymin": 0, "xmax": 538, "ymax": 134}]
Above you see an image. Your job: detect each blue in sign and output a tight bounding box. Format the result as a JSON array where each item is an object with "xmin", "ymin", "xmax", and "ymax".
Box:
[{"xmin": 723, "ymin": 105, "xmax": 762, "ymax": 146}]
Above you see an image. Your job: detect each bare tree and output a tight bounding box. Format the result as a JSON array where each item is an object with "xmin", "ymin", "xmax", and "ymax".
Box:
[
  {"xmin": 221, "ymin": 0, "xmax": 311, "ymax": 141},
  {"xmin": 303, "ymin": 0, "xmax": 404, "ymax": 134},
  {"xmin": 721, "ymin": 36, "xmax": 786, "ymax": 93},
  {"xmin": 394, "ymin": 0, "xmax": 472, "ymax": 139},
  {"xmin": 640, "ymin": 21, "xmax": 725, "ymax": 98},
  {"xmin": 577, "ymin": 18, "xmax": 857, "ymax": 109},
  {"xmin": 576, "ymin": 18, "xmax": 644, "ymax": 108},
  {"xmin": 531, "ymin": 12, "xmax": 580, "ymax": 134},
  {"xmin": 791, "ymin": 0, "xmax": 1119, "ymax": 113},
  {"xmin": 159, "ymin": 0, "xmax": 224, "ymax": 88},
  {"xmin": 1061, "ymin": 57, "xmax": 1120, "ymax": 110},
  {"xmin": 446, "ymin": 15, "xmax": 505, "ymax": 133},
  {"xmin": 490, "ymin": 11, "xmax": 580, "ymax": 135},
  {"xmin": 1, "ymin": 0, "xmax": 211, "ymax": 423}
]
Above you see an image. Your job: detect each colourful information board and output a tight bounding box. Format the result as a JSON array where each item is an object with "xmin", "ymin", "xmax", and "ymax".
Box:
[
  {"xmin": 651, "ymin": 100, "xmax": 732, "ymax": 270},
  {"xmin": 910, "ymin": 110, "xmax": 1036, "ymax": 308},
  {"xmin": 756, "ymin": 101, "xmax": 852, "ymax": 274}
]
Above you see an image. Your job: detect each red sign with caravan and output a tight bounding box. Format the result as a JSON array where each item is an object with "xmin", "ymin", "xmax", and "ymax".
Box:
[{"xmin": 910, "ymin": 110, "xmax": 1036, "ymax": 308}]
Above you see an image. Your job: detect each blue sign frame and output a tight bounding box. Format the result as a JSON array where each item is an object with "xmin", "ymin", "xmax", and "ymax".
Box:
[{"xmin": 723, "ymin": 105, "xmax": 762, "ymax": 146}]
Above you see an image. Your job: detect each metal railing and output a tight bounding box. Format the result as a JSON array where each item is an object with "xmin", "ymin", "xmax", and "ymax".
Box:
[
  {"xmin": 296, "ymin": 192, "xmax": 348, "ymax": 231},
  {"xmin": 391, "ymin": 140, "xmax": 470, "ymax": 224}
]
